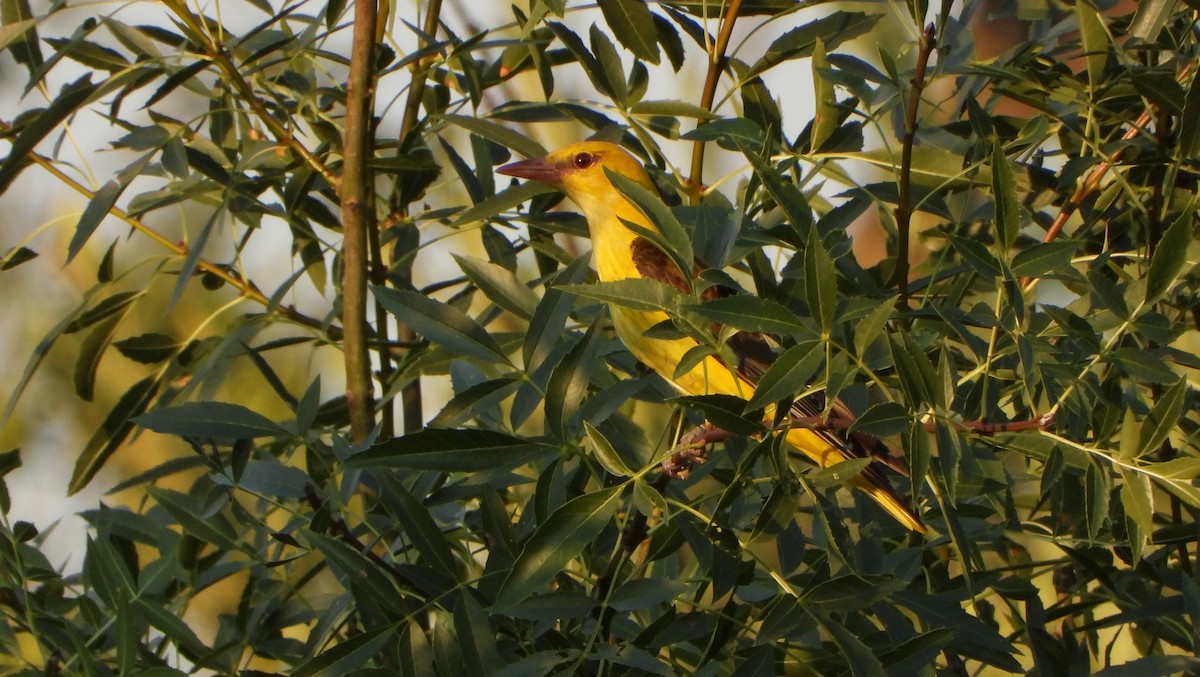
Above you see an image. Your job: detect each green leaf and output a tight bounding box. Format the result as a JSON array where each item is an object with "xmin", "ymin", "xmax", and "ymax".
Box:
[
  {"xmin": 1107, "ymin": 348, "xmax": 1179, "ymax": 383},
  {"xmin": 609, "ymin": 578, "xmax": 687, "ymax": 611},
  {"xmin": 74, "ymin": 315, "xmax": 122, "ymax": 401},
  {"xmin": 992, "ymin": 137, "xmax": 1020, "ymax": 250},
  {"xmin": 607, "ymin": 170, "xmax": 693, "ymax": 275},
  {"xmin": 438, "ymin": 114, "xmax": 546, "ymax": 159},
  {"xmin": 686, "ymin": 295, "xmax": 807, "ymax": 337},
  {"xmin": 545, "ymin": 317, "xmax": 603, "ymax": 435},
  {"xmin": 804, "ymin": 229, "xmax": 837, "ymax": 333},
  {"xmin": 1094, "ymin": 656, "xmax": 1200, "ymax": 677},
  {"xmin": 583, "ymin": 421, "xmax": 634, "ymax": 477},
  {"xmin": 135, "ymin": 599, "xmax": 212, "ymax": 663},
  {"xmin": 744, "ymin": 340, "xmax": 822, "ymax": 412},
  {"xmin": 629, "ymin": 99, "xmax": 719, "ymax": 119},
  {"xmin": 748, "ymin": 11, "xmax": 879, "ymax": 77},
  {"xmin": 1145, "ymin": 204, "xmax": 1195, "ymax": 305},
  {"xmin": 0, "ymin": 0, "xmax": 41, "ymax": 75},
  {"xmin": 454, "ymin": 254, "xmax": 539, "ymax": 320},
  {"xmin": 0, "ymin": 75, "xmax": 96, "ymax": 194},
  {"xmin": 1119, "ymin": 466, "xmax": 1153, "ymax": 548},
  {"xmin": 113, "ymin": 332, "xmax": 179, "ymax": 364},
  {"xmin": 681, "ymin": 117, "xmax": 765, "ymax": 146},
  {"xmin": 848, "ymin": 402, "xmax": 910, "ymax": 439},
  {"xmin": 494, "ymin": 486, "xmax": 623, "ymax": 610},
  {"xmin": 349, "ymin": 429, "xmax": 552, "ymax": 471},
  {"xmin": 454, "ymin": 592, "xmax": 501, "ymax": 675},
  {"xmin": 291, "ymin": 624, "xmax": 398, "ymax": 677},
  {"xmin": 374, "ymin": 286, "xmax": 511, "ymax": 366},
  {"xmin": 596, "ymin": 0, "xmax": 659, "ymax": 64},
  {"xmin": 1, "ymin": 245, "xmax": 36, "ymax": 270},
  {"xmin": 590, "ymin": 24, "xmax": 628, "ymax": 103},
  {"xmin": 669, "ymin": 394, "xmax": 764, "ymax": 435},
  {"xmin": 1139, "ymin": 378, "xmax": 1187, "ymax": 457},
  {"xmin": 803, "ymin": 574, "xmax": 904, "ymax": 613},
  {"xmin": 852, "ymin": 296, "xmax": 896, "ymax": 358},
  {"xmin": 810, "ymin": 38, "xmax": 837, "ymax": 151},
  {"xmin": 1009, "ymin": 240, "xmax": 1081, "ymax": 278},
  {"xmin": 1180, "ymin": 70, "xmax": 1200, "ymax": 158},
  {"xmin": 452, "ymin": 180, "xmax": 554, "ymax": 227},
  {"xmin": 811, "ymin": 613, "xmax": 886, "ymax": 677},
  {"xmin": 376, "ymin": 475, "xmax": 458, "ymax": 573},
  {"xmin": 429, "ymin": 376, "xmax": 523, "ymax": 428},
  {"xmin": 1129, "ymin": 0, "xmax": 1177, "ymax": 42},
  {"xmin": 948, "ymin": 234, "xmax": 1002, "ymax": 277},
  {"xmin": 69, "ymin": 376, "xmax": 160, "ymax": 495},
  {"xmin": 738, "ymin": 142, "xmax": 812, "ymax": 235},
  {"xmin": 134, "ymin": 401, "xmax": 287, "ymax": 440},
  {"xmin": 559, "ymin": 278, "xmax": 681, "ymax": 312},
  {"xmin": 146, "ymin": 486, "xmax": 245, "ymax": 553},
  {"xmin": 1076, "ymin": 1, "xmax": 1109, "ymax": 91},
  {"xmin": 525, "ymin": 254, "xmax": 591, "ymax": 372}
]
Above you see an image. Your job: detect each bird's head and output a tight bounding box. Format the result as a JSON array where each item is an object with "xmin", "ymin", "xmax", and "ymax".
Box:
[{"xmin": 497, "ymin": 141, "xmax": 657, "ymax": 205}]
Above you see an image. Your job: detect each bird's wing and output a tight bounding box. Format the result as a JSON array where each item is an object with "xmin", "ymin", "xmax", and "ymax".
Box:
[{"xmin": 629, "ymin": 235, "xmax": 911, "ymax": 477}]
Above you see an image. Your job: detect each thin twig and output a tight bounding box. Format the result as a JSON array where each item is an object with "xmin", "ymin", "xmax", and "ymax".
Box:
[
  {"xmin": 339, "ymin": 0, "xmax": 381, "ymax": 442},
  {"xmin": 0, "ymin": 119, "xmax": 338, "ymax": 336},
  {"xmin": 892, "ymin": 23, "xmax": 936, "ymax": 304},
  {"xmin": 390, "ymin": 0, "xmax": 445, "ymax": 434},
  {"xmin": 1022, "ymin": 61, "xmax": 1196, "ymax": 289},
  {"xmin": 687, "ymin": 0, "xmax": 743, "ymax": 203},
  {"xmin": 304, "ymin": 484, "xmax": 416, "ymax": 589},
  {"xmin": 160, "ymin": 0, "xmax": 338, "ymax": 189}
]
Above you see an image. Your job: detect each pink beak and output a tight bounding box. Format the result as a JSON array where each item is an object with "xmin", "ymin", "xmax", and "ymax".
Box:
[{"xmin": 496, "ymin": 156, "xmax": 563, "ymax": 185}]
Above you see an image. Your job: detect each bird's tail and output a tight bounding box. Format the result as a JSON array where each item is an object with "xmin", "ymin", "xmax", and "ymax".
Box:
[{"xmin": 784, "ymin": 426, "xmax": 925, "ymax": 533}]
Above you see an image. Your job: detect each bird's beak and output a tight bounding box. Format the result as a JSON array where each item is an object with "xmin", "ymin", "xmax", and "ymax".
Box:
[{"xmin": 497, "ymin": 156, "xmax": 562, "ymax": 185}]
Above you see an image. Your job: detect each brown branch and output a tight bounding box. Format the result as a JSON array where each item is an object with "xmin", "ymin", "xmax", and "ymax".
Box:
[
  {"xmin": 1022, "ymin": 61, "xmax": 1197, "ymax": 289},
  {"xmin": 892, "ymin": 23, "xmax": 936, "ymax": 304},
  {"xmin": 390, "ymin": 0, "xmax": 444, "ymax": 434},
  {"xmin": 687, "ymin": 0, "xmax": 743, "ymax": 204},
  {"xmin": 339, "ymin": 0, "xmax": 381, "ymax": 442},
  {"xmin": 784, "ymin": 412, "xmax": 1055, "ymax": 436},
  {"xmin": 160, "ymin": 0, "xmax": 339, "ymax": 189}
]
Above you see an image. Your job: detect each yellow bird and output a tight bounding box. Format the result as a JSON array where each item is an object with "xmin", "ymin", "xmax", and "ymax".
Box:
[{"xmin": 499, "ymin": 141, "xmax": 924, "ymax": 533}]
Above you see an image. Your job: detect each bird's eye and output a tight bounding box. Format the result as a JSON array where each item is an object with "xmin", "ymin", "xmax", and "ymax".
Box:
[{"xmin": 573, "ymin": 152, "xmax": 595, "ymax": 169}]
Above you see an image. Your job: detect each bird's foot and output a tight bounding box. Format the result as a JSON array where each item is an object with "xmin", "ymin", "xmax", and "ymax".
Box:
[{"xmin": 661, "ymin": 424, "xmax": 735, "ymax": 480}]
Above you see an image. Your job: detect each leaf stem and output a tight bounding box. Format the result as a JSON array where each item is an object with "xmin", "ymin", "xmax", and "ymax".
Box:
[
  {"xmin": 892, "ymin": 23, "xmax": 936, "ymax": 304},
  {"xmin": 687, "ymin": 0, "xmax": 743, "ymax": 203}
]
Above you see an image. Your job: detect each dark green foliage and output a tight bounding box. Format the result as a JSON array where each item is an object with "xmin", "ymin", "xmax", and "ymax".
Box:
[{"xmin": 1, "ymin": 0, "xmax": 1199, "ymax": 674}]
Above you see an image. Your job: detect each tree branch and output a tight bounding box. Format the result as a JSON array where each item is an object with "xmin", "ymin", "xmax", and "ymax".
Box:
[
  {"xmin": 339, "ymin": 0, "xmax": 380, "ymax": 442},
  {"xmin": 892, "ymin": 23, "xmax": 936, "ymax": 304},
  {"xmin": 687, "ymin": 0, "xmax": 742, "ymax": 203}
]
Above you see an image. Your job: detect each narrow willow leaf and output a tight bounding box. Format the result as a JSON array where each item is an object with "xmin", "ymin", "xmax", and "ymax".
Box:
[
  {"xmin": 589, "ymin": 25, "xmax": 628, "ymax": 103},
  {"xmin": 349, "ymin": 429, "xmax": 553, "ymax": 471},
  {"xmin": 494, "ymin": 486, "xmax": 622, "ymax": 611},
  {"xmin": 804, "ymin": 229, "xmax": 837, "ymax": 333},
  {"xmin": 69, "ymin": 376, "xmax": 160, "ymax": 495},
  {"xmin": 74, "ymin": 315, "xmax": 123, "ymax": 401},
  {"xmin": 135, "ymin": 599, "xmax": 212, "ymax": 663},
  {"xmin": 848, "ymin": 402, "xmax": 910, "ymax": 438},
  {"xmin": 524, "ymin": 254, "xmax": 591, "ymax": 372},
  {"xmin": 1009, "ymin": 240, "xmax": 1081, "ymax": 278},
  {"xmin": 1145, "ymin": 204, "xmax": 1195, "ymax": 305},
  {"xmin": 853, "ymin": 295, "xmax": 896, "ymax": 358},
  {"xmin": 738, "ymin": 141, "xmax": 812, "ymax": 235},
  {"xmin": 607, "ymin": 170, "xmax": 693, "ymax": 274},
  {"xmin": 583, "ymin": 421, "xmax": 633, "ymax": 477},
  {"xmin": 113, "ymin": 332, "xmax": 179, "ymax": 364},
  {"xmin": 291, "ymin": 624, "xmax": 398, "ymax": 677},
  {"xmin": 374, "ymin": 286, "xmax": 511, "ymax": 366},
  {"xmin": 744, "ymin": 340, "xmax": 822, "ymax": 412},
  {"xmin": 0, "ymin": 75, "xmax": 96, "ymax": 194},
  {"xmin": 453, "ymin": 593, "xmax": 501, "ymax": 675},
  {"xmin": 686, "ymin": 295, "xmax": 807, "ymax": 336},
  {"xmin": 1119, "ymin": 466, "xmax": 1153, "ymax": 548},
  {"xmin": 375, "ymin": 475, "xmax": 458, "ymax": 573},
  {"xmin": 545, "ymin": 318, "xmax": 602, "ymax": 435},
  {"xmin": 1076, "ymin": 2, "xmax": 1108, "ymax": 92},
  {"xmin": 1180, "ymin": 70, "xmax": 1200, "ymax": 158},
  {"xmin": 992, "ymin": 137, "xmax": 1019, "ymax": 250},
  {"xmin": 558, "ymin": 278, "xmax": 680, "ymax": 312},
  {"xmin": 1129, "ymin": 0, "xmax": 1176, "ymax": 42},
  {"xmin": 1139, "ymin": 378, "xmax": 1186, "ymax": 457},
  {"xmin": 454, "ymin": 255, "xmax": 539, "ymax": 320},
  {"xmin": 629, "ymin": 99, "xmax": 718, "ymax": 119},
  {"xmin": 0, "ymin": 0, "xmax": 41, "ymax": 75},
  {"xmin": 428, "ymin": 376, "xmax": 523, "ymax": 429},
  {"xmin": 596, "ymin": 0, "xmax": 659, "ymax": 64},
  {"xmin": 438, "ymin": 113, "xmax": 546, "ymax": 159},
  {"xmin": 452, "ymin": 180, "xmax": 554, "ymax": 227},
  {"xmin": 811, "ymin": 613, "xmax": 886, "ymax": 677},
  {"xmin": 135, "ymin": 401, "xmax": 287, "ymax": 440},
  {"xmin": 810, "ymin": 37, "xmax": 837, "ymax": 151}
]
